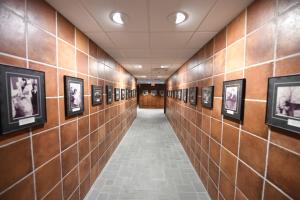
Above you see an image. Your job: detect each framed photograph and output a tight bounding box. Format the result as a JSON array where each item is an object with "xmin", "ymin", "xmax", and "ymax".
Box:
[
  {"xmin": 159, "ymin": 90, "xmax": 164, "ymax": 97},
  {"xmin": 114, "ymin": 88, "xmax": 120, "ymax": 101},
  {"xmin": 151, "ymin": 90, "xmax": 157, "ymax": 96},
  {"xmin": 125, "ymin": 89, "xmax": 129, "ymax": 99},
  {"xmin": 189, "ymin": 87, "xmax": 198, "ymax": 106},
  {"xmin": 129, "ymin": 89, "xmax": 132, "ymax": 98},
  {"xmin": 121, "ymin": 89, "xmax": 125, "ymax": 100},
  {"xmin": 177, "ymin": 89, "xmax": 182, "ymax": 100},
  {"xmin": 183, "ymin": 89, "xmax": 188, "ymax": 103},
  {"xmin": 202, "ymin": 86, "xmax": 214, "ymax": 108},
  {"xmin": 106, "ymin": 85, "xmax": 113, "ymax": 104},
  {"xmin": 64, "ymin": 76, "xmax": 84, "ymax": 117},
  {"xmin": 132, "ymin": 89, "xmax": 136, "ymax": 97},
  {"xmin": 91, "ymin": 85, "xmax": 103, "ymax": 106},
  {"xmin": 0, "ymin": 64, "xmax": 46, "ymax": 134},
  {"xmin": 143, "ymin": 90, "xmax": 148, "ymax": 96},
  {"xmin": 266, "ymin": 75, "xmax": 300, "ymax": 134},
  {"xmin": 221, "ymin": 79, "xmax": 245, "ymax": 121}
]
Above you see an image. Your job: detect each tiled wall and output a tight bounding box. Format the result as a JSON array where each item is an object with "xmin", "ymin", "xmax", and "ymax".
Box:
[
  {"xmin": 166, "ymin": 0, "xmax": 300, "ymax": 200},
  {"xmin": 0, "ymin": 0, "xmax": 137, "ymax": 200}
]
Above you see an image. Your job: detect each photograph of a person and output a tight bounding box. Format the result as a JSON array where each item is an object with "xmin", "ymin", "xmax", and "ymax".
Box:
[
  {"xmin": 189, "ymin": 87, "xmax": 198, "ymax": 106},
  {"xmin": 64, "ymin": 76, "xmax": 84, "ymax": 117},
  {"xmin": 115, "ymin": 88, "xmax": 120, "ymax": 101},
  {"xmin": 10, "ymin": 76, "xmax": 39, "ymax": 119},
  {"xmin": 0, "ymin": 64, "xmax": 46, "ymax": 134},
  {"xmin": 275, "ymin": 86, "xmax": 300, "ymax": 118},
  {"xmin": 221, "ymin": 79, "xmax": 245, "ymax": 121},
  {"xmin": 91, "ymin": 85, "xmax": 102, "ymax": 106},
  {"xmin": 266, "ymin": 75, "xmax": 300, "ymax": 134},
  {"xmin": 225, "ymin": 86, "xmax": 238, "ymax": 111},
  {"xmin": 121, "ymin": 89, "xmax": 125, "ymax": 100},
  {"xmin": 202, "ymin": 86, "xmax": 214, "ymax": 108}
]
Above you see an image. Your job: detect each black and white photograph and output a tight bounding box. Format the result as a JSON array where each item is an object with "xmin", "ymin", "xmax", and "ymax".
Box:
[
  {"xmin": 64, "ymin": 76, "xmax": 84, "ymax": 117},
  {"xmin": 159, "ymin": 90, "xmax": 164, "ymax": 97},
  {"xmin": 202, "ymin": 86, "xmax": 214, "ymax": 108},
  {"xmin": 266, "ymin": 75, "xmax": 300, "ymax": 134},
  {"xmin": 143, "ymin": 90, "xmax": 148, "ymax": 96},
  {"xmin": 177, "ymin": 89, "xmax": 182, "ymax": 100},
  {"xmin": 189, "ymin": 87, "xmax": 198, "ymax": 106},
  {"xmin": 106, "ymin": 85, "xmax": 113, "ymax": 104},
  {"xmin": 221, "ymin": 79, "xmax": 245, "ymax": 121},
  {"xmin": 183, "ymin": 89, "xmax": 188, "ymax": 103},
  {"xmin": 91, "ymin": 85, "xmax": 103, "ymax": 106},
  {"xmin": 0, "ymin": 64, "xmax": 46, "ymax": 134},
  {"xmin": 126, "ymin": 89, "xmax": 129, "ymax": 99},
  {"xmin": 115, "ymin": 88, "xmax": 120, "ymax": 101},
  {"xmin": 151, "ymin": 90, "xmax": 157, "ymax": 96},
  {"xmin": 121, "ymin": 89, "xmax": 125, "ymax": 100}
]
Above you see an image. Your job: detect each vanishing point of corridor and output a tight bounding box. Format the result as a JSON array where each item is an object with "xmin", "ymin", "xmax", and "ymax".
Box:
[{"xmin": 85, "ymin": 109, "xmax": 209, "ymax": 200}]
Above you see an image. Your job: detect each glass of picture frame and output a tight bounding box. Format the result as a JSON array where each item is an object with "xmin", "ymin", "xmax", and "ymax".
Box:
[
  {"xmin": 143, "ymin": 90, "xmax": 148, "ymax": 96},
  {"xmin": 91, "ymin": 85, "xmax": 103, "ymax": 106},
  {"xmin": 221, "ymin": 79, "xmax": 245, "ymax": 121},
  {"xmin": 189, "ymin": 87, "xmax": 198, "ymax": 106},
  {"xmin": 159, "ymin": 90, "xmax": 164, "ymax": 97},
  {"xmin": 106, "ymin": 85, "xmax": 113, "ymax": 104},
  {"xmin": 114, "ymin": 88, "xmax": 120, "ymax": 101},
  {"xmin": 121, "ymin": 89, "xmax": 125, "ymax": 100},
  {"xmin": 178, "ymin": 89, "xmax": 182, "ymax": 100},
  {"xmin": 0, "ymin": 64, "xmax": 47, "ymax": 134},
  {"xmin": 266, "ymin": 74, "xmax": 300, "ymax": 134},
  {"xmin": 202, "ymin": 86, "xmax": 214, "ymax": 108},
  {"xmin": 151, "ymin": 90, "xmax": 157, "ymax": 96},
  {"xmin": 64, "ymin": 76, "xmax": 84, "ymax": 117},
  {"xmin": 183, "ymin": 88, "xmax": 188, "ymax": 103}
]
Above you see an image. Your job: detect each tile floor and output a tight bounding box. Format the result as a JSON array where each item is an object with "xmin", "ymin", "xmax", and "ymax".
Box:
[{"xmin": 85, "ymin": 109, "xmax": 210, "ymax": 200}]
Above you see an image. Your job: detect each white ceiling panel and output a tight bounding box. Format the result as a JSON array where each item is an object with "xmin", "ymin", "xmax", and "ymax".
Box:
[
  {"xmin": 198, "ymin": 0, "xmax": 253, "ymax": 31},
  {"xmin": 150, "ymin": 32, "xmax": 193, "ymax": 49},
  {"xmin": 186, "ymin": 32, "xmax": 216, "ymax": 48},
  {"xmin": 149, "ymin": 0, "xmax": 217, "ymax": 31},
  {"xmin": 46, "ymin": 0, "xmax": 254, "ymax": 80},
  {"xmin": 46, "ymin": 0, "xmax": 103, "ymax": 32},
  {"xmin": 81, "ymin": 0, "xmax": 148, "ymax": 32},
  {"xmin": 84, "ymin": 32, "xmax": 116, "ymax": 49},
  {"xmin": 109, "ymin": 32, "xmax": 149, "ymax": 48}
]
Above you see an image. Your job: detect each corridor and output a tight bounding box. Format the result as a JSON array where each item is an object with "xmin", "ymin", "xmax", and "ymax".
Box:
[{"xmin": 85, "ymin": 109, "xmax": 209, "ymax": 200}]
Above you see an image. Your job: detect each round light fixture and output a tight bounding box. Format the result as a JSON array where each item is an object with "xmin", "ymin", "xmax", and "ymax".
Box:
[
  {"xmin": 110, "ymin": 11, "xmax": 128, "ymax": 25},
  {"xmin": 160, "ymin": 65, "xmax": 168, "ymax": 69},
  {"xmin": 167, "ymin": 11, "xmax": 188, "ymax": 25},
  {"xmin": 135, "ymin": 65, "xmax": 142, "ymax": 69}
]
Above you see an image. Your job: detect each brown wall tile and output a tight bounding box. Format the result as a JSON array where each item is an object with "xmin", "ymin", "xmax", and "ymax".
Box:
[
  {"xmin": 43, "ymin": 183, "xmax": 62, "ymax": 200},
  {"xmin": 1, "ymin": 0, "xmax": 25, "ymax": 17},
  {"xmin": 33, "ymin": 128, "xmax": 60, "ymax": 168},
  {"xmin": 267, "ymin": 144, "xmax": 300, "ymax": 199},
  {"xmin": 275, "ymin": 55, "xmax": 300, "ymax": 76},
  {"xmin": 220, "ymin": 148, "xmax": 236, "ymax": 184},
  {"xmin": 63, "ymin": 167, "xmax": 79, "ymax": 199},
  {"xmin": 35, "ymin": 156, "xmax": 61, "ymax": 199},
  {"xmin": 213, "ymin": 49, "xmax": 225, "ymax": 75},
  {"xmin": 0, "ymin": 7, "xmax": 26, "ymax": 57},
  {"xmin": 58, "ymin": 40, "xmax": 76, "ymax": 70},
  {"xmin": 227, "ymin": 11, "xmax": 245, "ymax": 45},
  {"xmin": 219, "ymin": 171, "xmax": 235, "ymax": 200},
  {"xmin": 237, "ymin": 161, "xmax": 263, "ymax": 200},
  {"xmin": 222, "ymin": 123, "xmax": 239, "ymax": 155},
  {"xmin": 76, "ymin": 50, "xmax": 89, "ymax": 75},
  {"xmin": 246, "ymin": 22, "xmax": 275, "ymax": 66},
  {"xmin": 58, "ymin": 14, "xmax": 75, "ymax": 45},
  {"xmin": 226, "ymin": 39, "xmax": 245, "ymax": 71},
  {"xmin": 264, "ymin": 182, "xmax": 289, "ymax": 200},
  {"xmin": 239, "ymin": 131, "xmax": 267, "ymax": 175},
  {"xmin": 0, "ymin": 139, "xmax": 32, "ymax": 191},
  {"xmin": 76, "ymin": 29, "xmax": 89, "ymax": 54},
  {"xmin": 61, "ymin": 121, "xmax": 78, "ymax": 151},
  {"xmin": 244, "ymin": 62, "xmax": 273, "ymax": 100},
  {"xmin": 277, "ymin": 6, "xmax": 300, "ymax": 58},
  {"xmin": 214, "ymin": 29, "xmax": 226, "ymax": 53},
  {"xmin": 62, "ymin": 144, "xmax": 78, "ymax": 177},
  {"xmin": 27, "ymin": 0, "xmax": 56, "ymax": 34},
  {"xmin": 247, "ymin": 0, "xmax": 276, "ymax": 33},
  {"xmin": 271, "ymin": 128, "xmax": 300, "ymax": 154}
]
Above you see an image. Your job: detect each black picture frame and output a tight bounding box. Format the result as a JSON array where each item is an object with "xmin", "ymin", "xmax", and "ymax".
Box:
[
  {"xmin": 202, "ymin": 86, "xmax": 214, "ymax": 108},
  {"xmin": 266, "ymin": 75, "xmax": 300, "ymax": 134},
  {"xmin": 64, "ymin": 76, "xmax": 84, "ymax": 117},
  {"xmin": 114, "ymin": 88, "xmax": 120, "ymax": 101},
  {"xmin": 106, "ymin": 85, "xmax": 113, "ymax": 104},
  {"xmin": 183, "ymin": 89, "xmax": 188, "ymax": 103},
  {"xmin": 91, "ymin": 85, "xmax": 103, "ymax": 106},
  {"xmin": 189, "ymin": 87, "xmax": 198, "ymax": 106},
  {"xmin": 221, "ymin": 79, "xmax": 246, "ymax": 121},
  {"xmin": 121, "ymin": 89, "xmax": 125, "ymax": 100},
  {"xmin": 0, "ymin": 64, "xmax": 47, "ymax": 134}
]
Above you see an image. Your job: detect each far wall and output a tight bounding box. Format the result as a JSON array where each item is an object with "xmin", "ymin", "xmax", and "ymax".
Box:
[{"xmin": 139, "ymin": 84, "xmax": 165, "ymax": 108}]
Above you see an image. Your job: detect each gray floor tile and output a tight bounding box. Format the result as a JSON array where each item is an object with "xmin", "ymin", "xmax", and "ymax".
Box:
[{"xmin": 85, "ymin": 109, "xmax": 209, "ymax": 200}]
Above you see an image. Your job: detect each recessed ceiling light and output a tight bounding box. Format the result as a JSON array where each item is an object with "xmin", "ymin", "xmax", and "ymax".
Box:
[
  {"xmin": 161, "ymin": 65, "xmax": 168, "ymax": 68},
  {"xmin": 135, "ymin": 65, "xmax": 142, "ymax": 69},
  {"xmin": 140, "ymin": 75, "xmax": 146, "ymax": 78},
  {"xmin": 110, "ymin": 11, "xmax": 128, "ymax": 25},
  {"xmin": 167, "ymin": 11, "xmax": 188, "ymax": 25}
]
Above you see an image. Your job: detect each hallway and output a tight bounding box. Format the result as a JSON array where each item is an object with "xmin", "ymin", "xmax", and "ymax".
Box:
[{"xmin": 85, "ymin": 109, "xmax": 209, "ymax": 200}]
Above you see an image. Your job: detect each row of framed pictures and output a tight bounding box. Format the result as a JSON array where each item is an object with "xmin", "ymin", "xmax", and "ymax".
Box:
[
  {"xmin": 167, "ymin": 74, "xmax": 300, "ymax": 135},
  {"xmin": 0, "ymin": 64, "xmax": 136, "ymax": 135},
  {"xmin": 142, "ymin": 90, "xmax": 164, "ymax": 97}
]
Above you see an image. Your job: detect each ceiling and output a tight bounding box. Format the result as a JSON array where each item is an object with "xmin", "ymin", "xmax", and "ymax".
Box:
[{"xmin": 46, "ymin": 0, "xmax": 253, "ymax": 81}]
